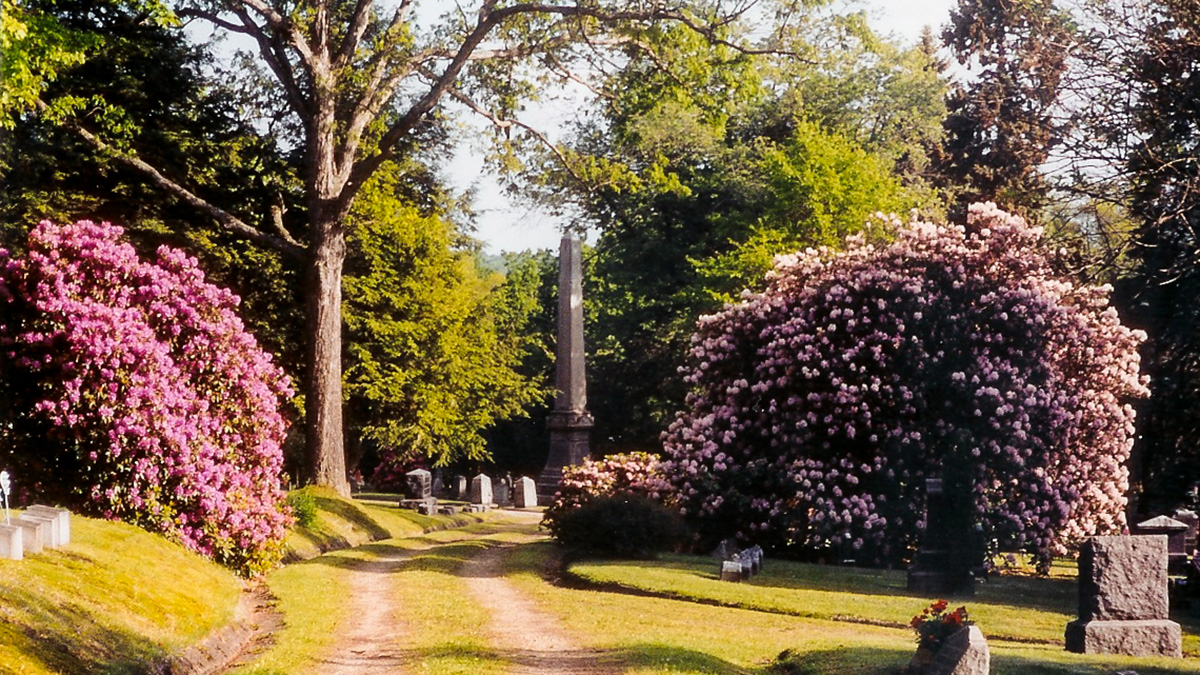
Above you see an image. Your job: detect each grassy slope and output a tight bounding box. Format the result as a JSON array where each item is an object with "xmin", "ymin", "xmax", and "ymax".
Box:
[
  {"xmin": 0, "ymin": 511, "xmax": 242, "ymax": 675},
  {"xmin": 0, "ymin": 490, "xmax": 483, "ymax": 675}
]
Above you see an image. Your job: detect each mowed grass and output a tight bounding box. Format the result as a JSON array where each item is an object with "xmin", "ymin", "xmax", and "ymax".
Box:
[
  {"xmin": 553, "ymin": 549, "xmax": 1200, "ymax": 674},
  {"xmin": 0, "ymin": 512, "xmax": 242, "ymax": 675}
]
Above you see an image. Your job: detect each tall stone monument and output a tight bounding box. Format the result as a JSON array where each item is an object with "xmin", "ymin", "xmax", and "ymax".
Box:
[{"xmin": 538, "ymin": 236, "xmax": 594, "ymax": 500}]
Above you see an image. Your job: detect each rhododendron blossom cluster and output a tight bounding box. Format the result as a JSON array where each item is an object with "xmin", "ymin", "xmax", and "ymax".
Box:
[
  {"xmin": 0, "ymin": 221, "xmax": 293, "ymax": 574},
  {"xmin": 661, "ymin": 204, "xmax": 1148, "ymax": 566},
  {"xmin": 543, "ymin": 452, "xmax": 668, "ymax": 527}
]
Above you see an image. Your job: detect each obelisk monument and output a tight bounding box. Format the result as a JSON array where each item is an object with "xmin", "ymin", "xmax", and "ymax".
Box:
[{"xmin": 538, "ymin": 235, "xmax": 594, "ymax": 500}]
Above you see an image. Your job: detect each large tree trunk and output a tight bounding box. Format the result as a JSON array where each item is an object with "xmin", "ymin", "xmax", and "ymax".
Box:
[{"xmin": 305, "ymin": 218, "xmax": 350, "ymax": 496}]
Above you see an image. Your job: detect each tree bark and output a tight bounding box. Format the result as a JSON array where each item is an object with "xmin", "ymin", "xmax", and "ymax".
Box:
[{"xmin": 305, "ymin": 218, "xmax": 350, "ymax": 496}]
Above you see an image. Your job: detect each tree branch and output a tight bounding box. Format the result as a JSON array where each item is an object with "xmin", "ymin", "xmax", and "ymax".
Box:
[{"xmin": 38, "ymin": 99, "xmax": 305, "ymax": 260}]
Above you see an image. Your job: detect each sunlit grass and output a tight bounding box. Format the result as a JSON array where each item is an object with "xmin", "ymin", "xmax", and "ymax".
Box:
[
  {"xmin": 0, "ymin": 512, "xmax": 242, "ymax": 674},
  {"xmin": 502, "ymin": 540, "xmax": 1200, "ymax": 675}
]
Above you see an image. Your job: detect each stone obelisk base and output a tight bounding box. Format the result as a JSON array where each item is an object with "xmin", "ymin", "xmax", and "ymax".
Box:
[{"xmin": 538, "ymin": 411, "xmax": 593, "ymax": 502}]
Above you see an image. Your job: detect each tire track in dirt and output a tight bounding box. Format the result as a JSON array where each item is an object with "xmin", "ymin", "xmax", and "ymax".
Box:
[
  {"xmin": 460, "ymin": 514, "xmax": 622, "ymax": 675},
  {"xmin": 315, "ymin": 547, "xmax": 414, "ymax": 674}
]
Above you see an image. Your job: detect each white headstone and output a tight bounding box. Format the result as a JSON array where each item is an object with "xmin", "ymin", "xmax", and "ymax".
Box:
[
  {"xmin": 17, "ymin": 512, "xmax": 61, "ymax": 548},
  {"xmin": 514, "ymin": 477, "xmax": 538, "ymax": 508},
  {"xmin": 13, "ymin": 517, "xmax": 44, "ymax": 553},
  {"xmin": 0, "ymin": 523, "xmax": 23, "ymax": 560},
  {"xmin": 25, "ymin": 506, "xmax": 69, "ymax": 546},
  {"xmin": 471, "ymin": 474, "xmax": 493, "ymax": 505}
]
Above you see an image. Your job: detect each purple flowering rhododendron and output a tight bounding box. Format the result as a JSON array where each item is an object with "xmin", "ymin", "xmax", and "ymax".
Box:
[
  {"xmin": 661, "ymin": 204, "xmax": 1148, "ymax": 566},
  {"xmin": 0, "ymin": 221, "xmax": 293, "ymax": 574}
]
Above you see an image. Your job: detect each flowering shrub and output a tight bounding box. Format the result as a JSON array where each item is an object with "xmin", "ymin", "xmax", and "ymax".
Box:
[
  {"xmin": 542, "ymin": 452, "xmax": 668, "ymax": 532},
  {"xmin": 662, "ymin": 204, "xmax": 1148, "ymax": 567},
  {"xmin": 0, "ymin": 221, "xmax": 293, "ymax": 575},
  {"xmin": 911, "ymin": 600, "xmax": 971, "ymax": 651}
]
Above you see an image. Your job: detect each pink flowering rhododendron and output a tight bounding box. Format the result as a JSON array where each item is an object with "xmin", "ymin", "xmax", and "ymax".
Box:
[
  {"xmin": 0, "ymin": 221, "xmax": 293, "ymax": 574},
  {"xmin": 661, "ymin": 204, "xmax": 1148, "ymax": 567},
  {"xmin": 542, "ymin": 452, "xmax": 669, "ymax": 529}
]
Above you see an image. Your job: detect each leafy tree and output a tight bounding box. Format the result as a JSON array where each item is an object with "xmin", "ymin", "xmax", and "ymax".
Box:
[
  {"xmin": 934, "ymin": 0, "xmax": 1074, "ymax": 220},
  {"xmin": 1115, "ymin": 0, "xmax": 1200, "ymax": 514},
  {"xmin": 8, "ymin": 0, "xmax": 801, "ymax": 494},
  {"xmin": 0, "ymin": 220, "xmax": 292, "ymax": 575},
  {"xmin": 342, "ymin": 162, "xmax": 545, "ymax": 476},
  {"xmin": 534, "ymin": 18, "xmax": 945, "ymax": 451},
  {"xmin": 662, "ymin": 204, "xmax": 1147, "ymax": 568}
]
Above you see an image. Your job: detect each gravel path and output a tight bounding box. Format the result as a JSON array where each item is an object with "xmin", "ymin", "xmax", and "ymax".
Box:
[
  {"xmin": 460, "ymin": 513, "xmax": 620, "ymax": 675},
  {"xmin": 315, "ymin": 546, "xmax": 415, "ymax": 674}
]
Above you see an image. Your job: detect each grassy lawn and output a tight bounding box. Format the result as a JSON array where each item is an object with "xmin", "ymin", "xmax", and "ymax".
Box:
[
  {"xmin": 551, "ymin": 548, "xmax": 1200, "ymax": 674},
  {"xmin": 0, "ymin": 512, "xmax": 243, "ymax": 674}
]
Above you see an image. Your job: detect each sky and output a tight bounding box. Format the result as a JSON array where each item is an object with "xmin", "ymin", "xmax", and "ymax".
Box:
[{"xmin": 454, "ymin": 0, "xmax": 959, "ymax": 255}]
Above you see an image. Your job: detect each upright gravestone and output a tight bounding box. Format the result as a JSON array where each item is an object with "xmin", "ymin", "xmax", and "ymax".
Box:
[
  {"xmin": 471, "ymin": 474, "xmax": 494, "ymax": 506},
  {"xmin": 404, "ymin": 469, "xmax": 432, "ymax": 500},
  {"xmin": 494, "ymin": 476, "xmax": 512, "ymax": 507},
  {"xmin": 1133, "ymin": 515, "xmax": 1190, "ymax": 574},
  {"xmin": 514, "ymin": 477, "xmax": 538, "ymax": 508},
  {"xmin": 431, "ymin": 470, "xmax": 445, "ymax": 498},
  {"xmin": 538, "ymin": 236, "xmax": 594, "ymax": 501},
  {"xmin": 453, "ymin": 475, "xmax": 468, "ymax": 500},
  {"xmin": 907, "ymin": 477, "xmax": 976, "ymax": 596},
  {"xmin": 1065, "ymin": 535, "xmax": 1182, "ymax": 657},
  {"xmin": 1172, "ymin": 508, "xmax": 1198, "ymax": 556}
]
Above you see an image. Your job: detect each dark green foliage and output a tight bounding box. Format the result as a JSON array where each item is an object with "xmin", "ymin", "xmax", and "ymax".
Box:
[
  {"xmin": 544, "ymin": 495, "xmax": 689, "ymax": 559},
  {"xmin": 934, "ymin": 0, "xmax": 1073, "ymax": 221},
  {"xmin": 1121, "ymin": 0, "xmax": 1200, "ymax": 515}
]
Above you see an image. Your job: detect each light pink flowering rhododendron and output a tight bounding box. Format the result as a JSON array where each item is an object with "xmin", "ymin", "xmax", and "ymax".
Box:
[
  {"xmin": 661, "ymin": 204, "xmax": 1148, "ymax": 567},
  {"xmin": 543, "ymin": 452, "xmax": 669, "ymax": 529},
  {"xmin": 0, "ymin": 221, "xmax": 293, "ymax": 574}
]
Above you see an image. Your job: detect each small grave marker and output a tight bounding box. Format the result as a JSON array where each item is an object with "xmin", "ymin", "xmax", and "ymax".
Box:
[
  {"xmin": 404, "ymin": 469, "xmax": 432, "ymax": 500},
  {"xmin": 925, "ymin": 625, "xmax": 989, "ymax": 675},
  {"xmin": 0, "ymin": 523, "xmax": 22, "ymax": 561},
  {"xmin": 720, "ymin": 560, "xmax": 743, "ymax": 582}
]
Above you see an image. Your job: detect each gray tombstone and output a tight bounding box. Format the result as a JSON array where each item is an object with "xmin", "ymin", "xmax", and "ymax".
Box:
[
  {"xmin": 1172, "ymin": 508, "xmax": 1199, "ymax": 555},
  {"xmin": 0, "ymin": 470, "xmax": 10, "ymax": 525},
  {"xmin": 495, "ymin": 476, "xmax": 512, "ymax": 507},
  {"xmin": 404, "ymin": 469, "xmax": 432, "ymax": 500},
  {"xmin": 26, "ymin": 506, "xmax": 70, "ymax": 546},
  {"xmin": 0, "ymin": 524, "xmax": 22, "ymax": 561},
  {"xmin": 539, "ymin": 236, "xmax": 595, "ymax": 500},
  {"xmin": 416, "ymin": 501, "xmax": 437, "ymax": 516},
  {"xmin": 431, "ymin": 470, "xmax": 446, "ymax": 498},
  {"xmin": 471, "ymin": 474, "xmax": 493, "ymax": 505},
  {"xmin": 925, "ymin": 625, "xmax": 990, "ymax": 675},
  {"xmin": 749, "ymin": 545, "xmax": 763, "ymax": 574},
  {"xmin": 1065, "ymin": 535, "xmax": 1182, "ymax": 657},
  {"xmin": 1134, "ymin": 515, "xmax": 1190, "ymax": 573},
  {"xmin": 453, "ymin": 475, "xmax": 468, "ymax": 500},
  {"xmin": 711, "ymin": 538, "xmax": 739, "ymax": 560},
  {"xmin": 514, "ymin": 477, "xmax": 538, "ymax": 508},
  {"xmin": 438, "ymin": 505, "xmax": 460, "ymax": 516}
]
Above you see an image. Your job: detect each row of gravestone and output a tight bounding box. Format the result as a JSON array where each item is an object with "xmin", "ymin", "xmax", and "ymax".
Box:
[
  {"xmin": 399, "ymin": 470, "xmax": 538, "ymax": 511},
  {"xmin": 0, "ymin": 506, "xmax": 72, "ymax": 561},
  {"xmin": 713, "ymin": 541, "xmax": 764, "ymax": 582}
]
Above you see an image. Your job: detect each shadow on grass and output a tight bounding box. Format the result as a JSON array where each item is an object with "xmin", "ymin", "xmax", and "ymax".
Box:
[
  {"xmin": 1, "ymin": 586, "xmax": 169, "ymax": 674},
  {"xmin": 585, "ymin": 553, "xmax": 1078, "ymax": 617},
  {"xmin": 990, "ymin": 652, "xmax": 1199, "ymax": 675},
  {"xmin": 769, "ymin": 646, "xmax": 910, "ymax": 675},
  {"xmin": 620, "ymin": 642, "xmax": 759, "ymax": 674},
  {"xmin": 312, "ymin": 494, "xmax": 391, "ymax": 540}
]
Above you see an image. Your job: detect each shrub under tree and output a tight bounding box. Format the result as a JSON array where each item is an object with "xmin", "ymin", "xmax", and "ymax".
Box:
[
  {"xmin": 661, "ymin": 203, "xmax": 1148, "ymax": 568},
  {"xmin": 0, "ymin": 220, "xmax": 293, "ymax": 574}
]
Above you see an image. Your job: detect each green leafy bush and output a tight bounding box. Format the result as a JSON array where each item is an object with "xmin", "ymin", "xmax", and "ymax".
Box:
[
  {"xmin": 546, "ymin": 494, "xmax": 689, "ymax": 559},
  {"xmin": 287, "ymin": 490, "xmax": 318, "ymax": 528}
]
